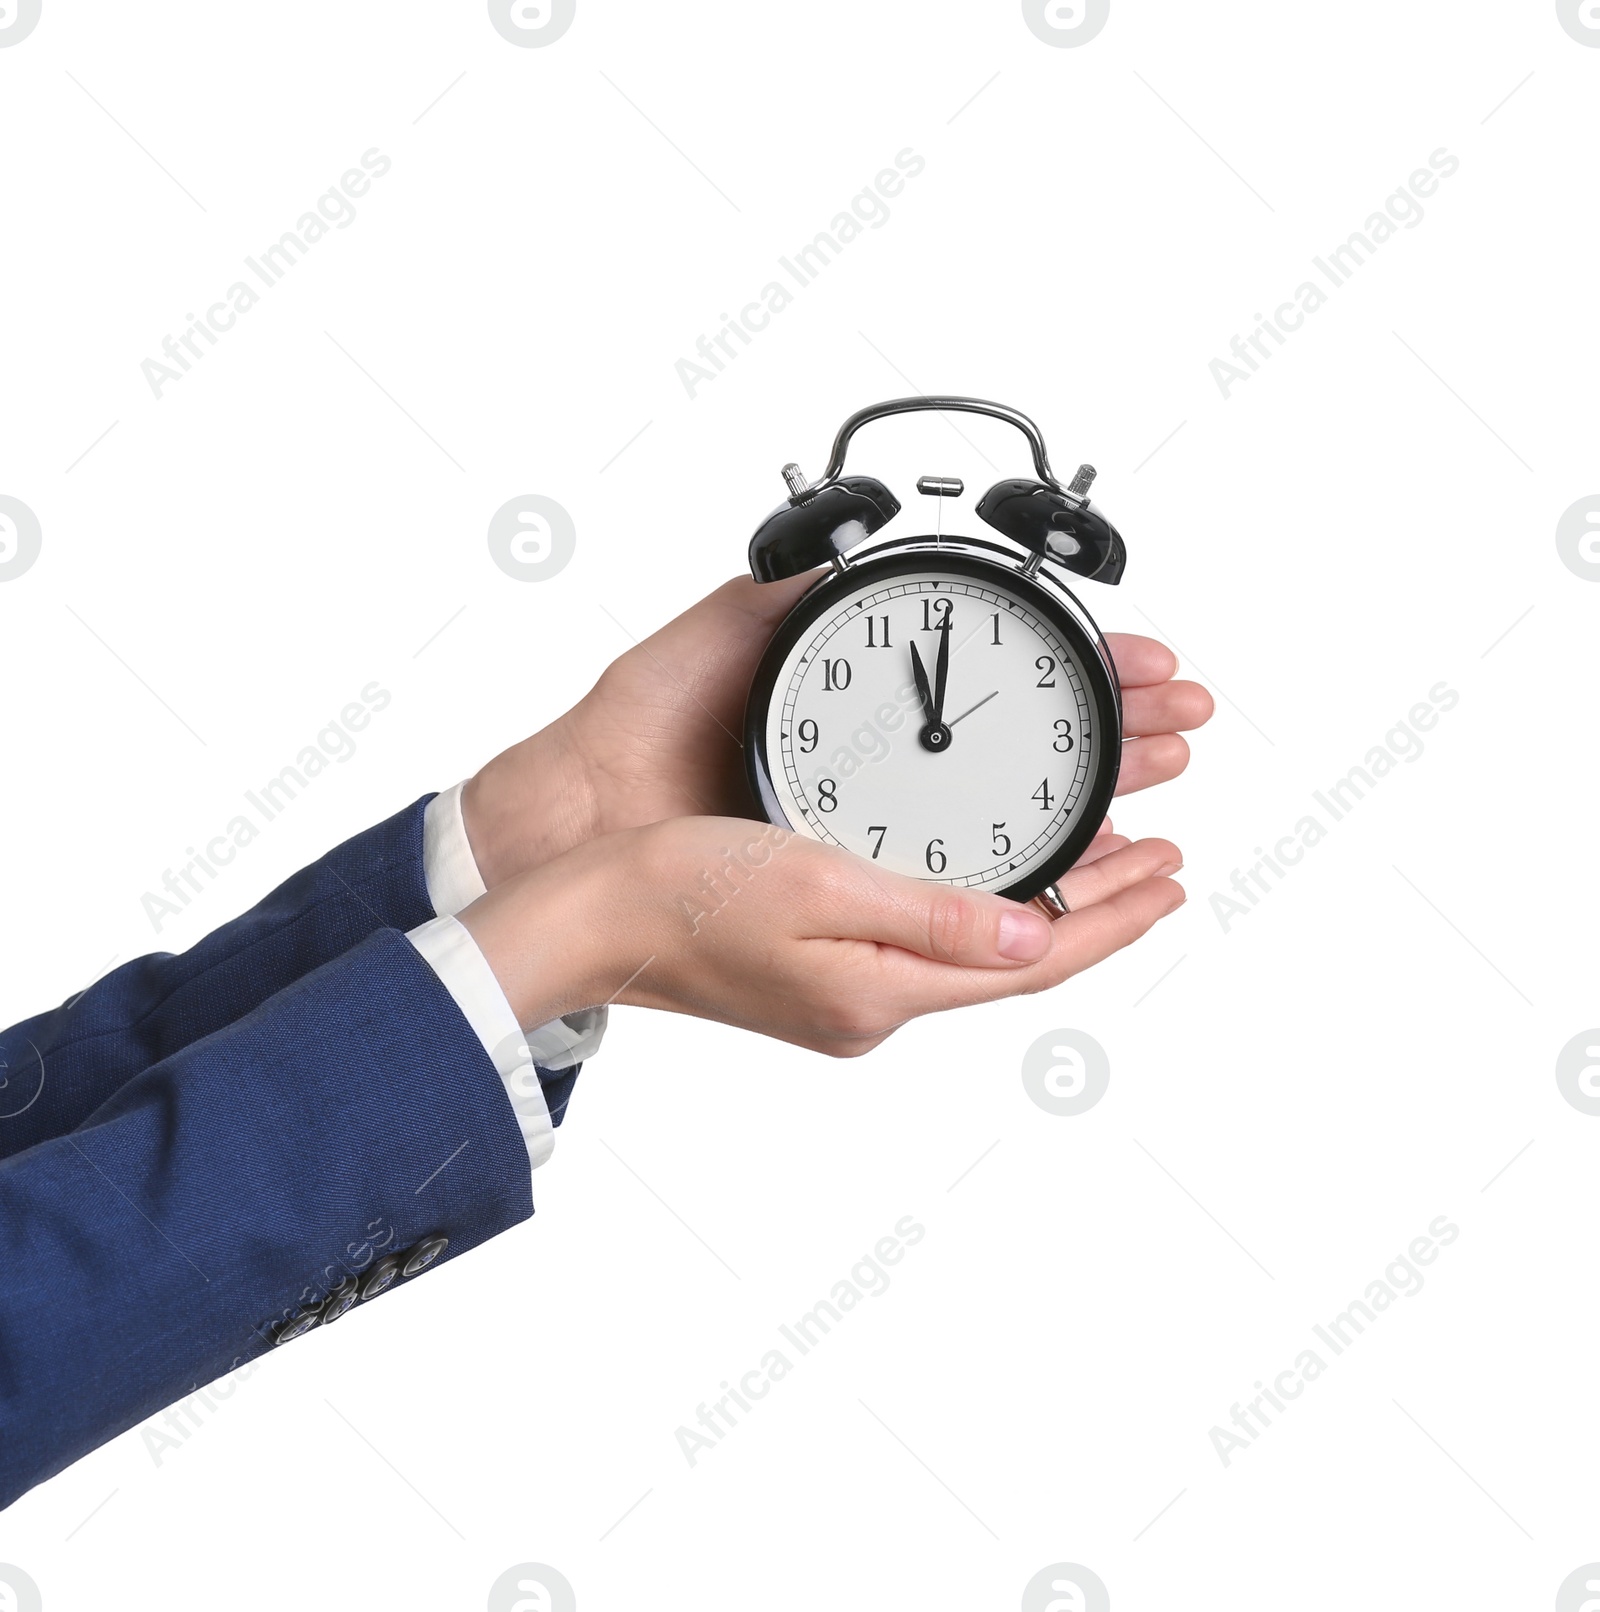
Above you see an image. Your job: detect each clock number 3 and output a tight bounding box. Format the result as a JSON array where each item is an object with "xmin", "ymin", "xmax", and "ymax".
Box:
[{"xmin": 1054, "ymin": 718, "xmax": 1075, "ymax": 752}]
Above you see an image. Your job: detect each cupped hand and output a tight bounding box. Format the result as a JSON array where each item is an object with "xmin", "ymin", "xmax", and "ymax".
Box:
[
  {"xmin": 463, "ymin": 573, "xmax": 1213, "ymax": 889},
  {"xmin": 458, "ymin": 815, "xmax": 1185, "ymax": 1058}
]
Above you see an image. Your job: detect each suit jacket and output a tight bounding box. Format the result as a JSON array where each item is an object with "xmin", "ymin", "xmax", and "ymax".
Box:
[{"xmin": 0, "ymin": 797, "xmax": 573, "ymax": 1509}]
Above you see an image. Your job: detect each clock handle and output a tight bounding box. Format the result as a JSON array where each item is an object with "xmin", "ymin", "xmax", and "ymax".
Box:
[{"xmin": 817, "ymin": 397, "xmax": 1064, "ymax": 493}]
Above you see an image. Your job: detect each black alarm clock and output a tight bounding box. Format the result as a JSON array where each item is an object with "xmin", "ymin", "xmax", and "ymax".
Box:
[{"xmin": 743, "ymin": 396, "xmax": 1125, "ymax": 916}]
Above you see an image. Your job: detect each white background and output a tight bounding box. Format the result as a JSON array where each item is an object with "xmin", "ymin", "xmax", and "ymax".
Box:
[{"xmin": 1, "ymin": 2, "xmax": 1596, "ymax": 1608}]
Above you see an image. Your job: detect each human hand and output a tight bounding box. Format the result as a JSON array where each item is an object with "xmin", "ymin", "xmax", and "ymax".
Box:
[
  {"xmin": 462, "ymin": 573, "xmax": 814, "ymax": 886},
  {"xmin": 462, "ymin": 574, "xmax": 1213, "ymax": 888},
  {"xmin": 457, "ymin": 815, "xmax": 1185, "ymax": 1057}
]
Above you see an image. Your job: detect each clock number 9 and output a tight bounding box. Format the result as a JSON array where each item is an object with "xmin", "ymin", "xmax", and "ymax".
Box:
[
  {"xmin": 822, "ymin": 658, "xmax": 852, "ymax": 691},
  {"xmin": 817, "ymin": 779, "xmax": 838, "ymax": 813},
  {"xmin": 798, "ymin": 719, "xmax": 818, "ymax": 753},
  {"xmin": 1035, "ymin": 656, "xmax": 1057, "ymax": 688},
  {"xmin": 925, "ymin": 838, "xmax": 947, "ymax": 874},
  {"xmin": 1053, "ymin": 718, "xmax": 1074, "ymax": 752}
]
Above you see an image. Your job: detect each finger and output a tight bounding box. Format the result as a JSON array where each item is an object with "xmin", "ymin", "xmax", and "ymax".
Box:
[
  {"xmin": 811, "ymin": 848, "xmax": 1058, "ymax": 969},
  {"xmin": 674, "ymin": 572, "xmax": 818, "ymax": 644},
  {"xmin": 631, "ymin": 572, "xmax": 820, "ymax": 701},
  {"xmin": 1056, "ymin": 837, "xmax": 1181, "ymax": 911},
  {"xmin": 1113, "ymin": 733, "xmax": 1191, "ymax": 796},
  {"xmin": 1072, "ymin": 830, "xmax": 1129, "ymax": 867},
  {"xmin": 721, "ymin": 568, "xmax": 824, "ymax": 629},
  {"xmin": 1122, "ymin": 680, "xmax": 1214, "ymax": 737},
  {"xmin": 1014, "ymin": 876, "xmax": 1186, "ymax": 995},
  {"xmin": 1105, "ymin": 633, "xmax": 1178, "ymax": 688},
  {"xmin": 886, "ymin": 874, "xmax": 1185, "ymax": 1014}
]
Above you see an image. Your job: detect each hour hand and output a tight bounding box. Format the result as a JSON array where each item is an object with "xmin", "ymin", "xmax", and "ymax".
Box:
[
  {"xmin": 909, "ymin": 639, "xmax": 952, "ymax": 753},
  {"xmin": 909, "ymin": 640, "xmax": 935, "ymax": 725}
]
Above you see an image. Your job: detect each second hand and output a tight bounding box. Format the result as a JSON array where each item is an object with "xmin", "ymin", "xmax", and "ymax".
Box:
[{"xmin": 946, "ymin": 690, "xmax": 998, "ymax": 728}]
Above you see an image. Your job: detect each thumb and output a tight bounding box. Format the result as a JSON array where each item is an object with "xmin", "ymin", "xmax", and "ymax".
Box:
[
  {"xmin": 645, "ymin": 572, "xmax": 820, "ymax": 665},
  {"xmin": 815, "ymin": 853, "xmax": 1054, "ymax": 969}
]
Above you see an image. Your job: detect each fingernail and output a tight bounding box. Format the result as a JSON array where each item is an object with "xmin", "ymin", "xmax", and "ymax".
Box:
[
  {"xmin": 998, "ymin": 909, "xmax": 1052, "ymax": 961},
  {"xmin": 1155, "ymin": 860, "xmax": 1184, "ymax": 878}
]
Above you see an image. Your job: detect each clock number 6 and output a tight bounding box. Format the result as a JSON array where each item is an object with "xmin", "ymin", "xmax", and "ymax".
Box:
[{"xmin": 925, "ymin": 838, "xmax": 947, "ymax": 874}]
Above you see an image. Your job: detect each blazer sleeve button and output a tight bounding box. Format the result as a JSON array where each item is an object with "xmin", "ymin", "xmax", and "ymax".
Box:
[
  {"xmin": 400, "ymin": 1236, "xmax": 449, "ymax": 1278},
  {"xmin": 360, "ymin": 1254, "xmax": 403, "ymax": 1300},
  {"xmin": 273, "ymin": 1307, "xmax": 322, "ymax": 1346},
  {"xmin": 320, "ymin": 1276, "xmax": 361, "ymax": 1324}
]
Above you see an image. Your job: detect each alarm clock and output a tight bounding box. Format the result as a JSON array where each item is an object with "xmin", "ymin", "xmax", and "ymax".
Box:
[{"xmin": 743, "ymin": 396, "xmax": 1126, "ymax": 916}]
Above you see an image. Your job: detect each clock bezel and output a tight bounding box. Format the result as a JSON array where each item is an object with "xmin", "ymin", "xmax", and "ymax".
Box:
[{"xmin": 743, "ymin": 537, "xmax": 1123, "ymax": 904}]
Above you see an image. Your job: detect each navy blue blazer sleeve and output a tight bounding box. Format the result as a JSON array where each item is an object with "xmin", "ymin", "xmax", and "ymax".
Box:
[
  {"xmin": 0, "ymin": 927, "xmax": 536, "ymax": 1511},
  {"xmin": 0, "ymin": 797, "xmax": 440, "ymax": 1162}
]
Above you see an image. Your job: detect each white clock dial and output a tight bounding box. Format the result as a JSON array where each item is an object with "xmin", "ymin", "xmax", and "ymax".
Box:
[{"xmin": 763, "ymin": 570, "xmax": 1105, "ymax": 892}]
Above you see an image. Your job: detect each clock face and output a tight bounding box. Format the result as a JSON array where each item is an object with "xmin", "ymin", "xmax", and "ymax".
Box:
[{"xmin": 748, "ymin": 550, "xmax": 1120, "ymax": 899}]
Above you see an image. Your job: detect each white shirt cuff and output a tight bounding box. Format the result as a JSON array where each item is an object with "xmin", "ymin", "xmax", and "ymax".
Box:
[
  {"xmin": 525, "ymin": 1005, "xmax": 610, "ymax": 1069},
  {"xmin": 406, "ymin": 914, "xmax": 556, "ymax": 1172},
  {"xmin": 416, "ymin": 784, "xmax": 610, "ymax": 1172},
  {"xmin": 422, "ymin": 780, "xmax": 488, "ymax": 918}
]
